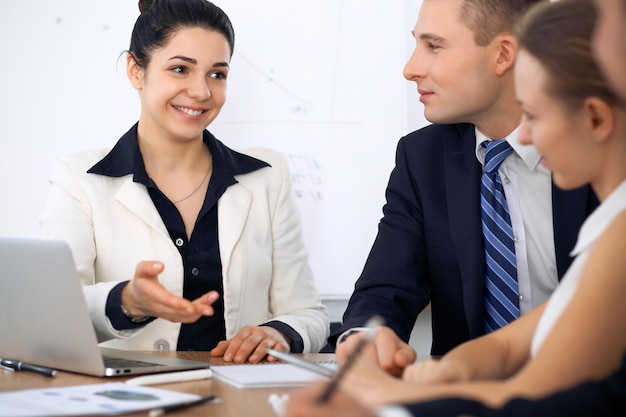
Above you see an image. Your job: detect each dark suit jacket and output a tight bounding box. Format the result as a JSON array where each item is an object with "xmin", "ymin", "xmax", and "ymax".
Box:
[
  {"xmin": 332, "ymin": 123, "xmax": 597, "ymax": 355},
  {"xmin": 402, "ymin": 352, "xmax": 626, "ymax": 417}
]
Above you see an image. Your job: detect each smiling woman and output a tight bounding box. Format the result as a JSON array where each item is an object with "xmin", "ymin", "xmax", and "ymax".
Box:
[
  {"xmin": 0, "ymin": 0, "xmax": 420, "ymax": 302},
  {"xmin": 127, "ymin": 27, "xmax": 231, "ymax": 226},
  {"xmin": 38, "ymin": 0, "xmax": 329, "ymax": 362}
]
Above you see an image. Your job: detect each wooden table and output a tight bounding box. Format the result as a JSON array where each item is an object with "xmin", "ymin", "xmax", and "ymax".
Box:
[{"xmin": 0, "ymin": 352, "xmax": 334, "ymax": 417}]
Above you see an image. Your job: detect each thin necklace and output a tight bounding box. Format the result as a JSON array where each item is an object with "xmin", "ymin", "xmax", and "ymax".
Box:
[{"xmin": 172, "ymin": 162, "xmax": 212, "ymax": 205}]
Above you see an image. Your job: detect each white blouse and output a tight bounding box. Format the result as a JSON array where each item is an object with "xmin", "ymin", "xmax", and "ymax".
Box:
[{"xmin": 531, "ymin": 179, "xmax": 626, "ymax": 355}]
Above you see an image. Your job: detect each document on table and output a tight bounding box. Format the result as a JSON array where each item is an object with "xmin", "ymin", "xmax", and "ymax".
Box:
[
  {"xmin": 0, "ymin": 382, "xmax": 203, "ymax": 417},
  {"xmin": 211, "ymin": 361, "xmax": 337, "ymax": 388}
]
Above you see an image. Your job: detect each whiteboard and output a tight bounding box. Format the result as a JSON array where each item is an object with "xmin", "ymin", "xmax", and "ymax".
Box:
[{"xmin": 0, "ymin": 1, "xmax": 426, "ymax": 297}]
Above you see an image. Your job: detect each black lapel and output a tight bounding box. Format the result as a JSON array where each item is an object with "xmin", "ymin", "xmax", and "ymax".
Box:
[{"xmin": 445, "ymin": 124, "xmax": 485, "ymax": 338}]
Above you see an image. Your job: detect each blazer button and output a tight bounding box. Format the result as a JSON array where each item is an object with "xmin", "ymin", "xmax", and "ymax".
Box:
[{"xmin": 154, "ymin": 339, "xmax": 170, "ymax": 352}]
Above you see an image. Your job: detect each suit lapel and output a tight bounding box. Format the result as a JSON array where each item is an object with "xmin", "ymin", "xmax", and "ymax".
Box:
[
  {"xmin": 217, "ymin": 183, "xmax": 252, "ymax": 277},
  {"xmin": 115, "ymin": 176, "xmax": 254, "ymax": 278},
  {"xmin": 115, "ymin": 178, "xmax": 170, "ymax": 240},
  {"xmin": 445, "ymin": 124, "xmax": 485, "ymax": 338}
]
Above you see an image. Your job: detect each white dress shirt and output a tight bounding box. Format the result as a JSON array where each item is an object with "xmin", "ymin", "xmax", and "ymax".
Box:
[{"xmin": 475, "ymin": 127, "xmax": 558, "ymax": 315}]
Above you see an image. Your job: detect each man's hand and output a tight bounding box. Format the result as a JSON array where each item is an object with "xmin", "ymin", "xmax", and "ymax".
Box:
[{"xmin": 336, "ymin": 325, "xmax": 416, "ymax": 377}]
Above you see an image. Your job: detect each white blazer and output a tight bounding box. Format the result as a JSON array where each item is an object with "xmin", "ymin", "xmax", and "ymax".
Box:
[{"xmin": 40, "ymin": 146, "xmax": 329, "ymax": 353}]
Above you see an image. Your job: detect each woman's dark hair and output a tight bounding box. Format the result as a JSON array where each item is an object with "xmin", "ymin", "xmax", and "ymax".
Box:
[
  {"xmin": 130, "ymin": 0, "xmax": 235, "ymax": 69},
  {"xmin": 516, "ymin": 0, "xmax": 618, "ymax": 110}
]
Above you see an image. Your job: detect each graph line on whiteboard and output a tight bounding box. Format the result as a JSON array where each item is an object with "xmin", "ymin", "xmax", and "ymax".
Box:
[
  {"xmin": 215, "ymin": 120, "xmax": 360, "ymax": 125},
  {"xmin": 235, "ymin": 51, "xmax": 314, "ymax": 105}
]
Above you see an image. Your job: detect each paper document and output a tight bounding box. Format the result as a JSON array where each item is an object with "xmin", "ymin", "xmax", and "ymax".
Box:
[
  {"xmin": 0, "ymin": 382, "xmax": 202, "ymax": 417},
  {"xmin": 212, "ymin": 361, "xmax": 336, "ymax": 388}
]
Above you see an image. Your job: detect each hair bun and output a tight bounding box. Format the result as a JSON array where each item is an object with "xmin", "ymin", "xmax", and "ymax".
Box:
[{"xmin": 138, "ymin": 0, "xmax": 154, "ymax": 14}]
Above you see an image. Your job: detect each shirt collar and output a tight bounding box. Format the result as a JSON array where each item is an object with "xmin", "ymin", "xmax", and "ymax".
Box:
[
  {"xmin": 87, "ymin": 123, "xmax": 270, "ymax": 183},
  {"xmin": 571, "ymin": 178, "xmax": 626, "ymax": 257},
  {"xmin": 474, "ymin": 125, "xmax": 542, "ymax": 171}
]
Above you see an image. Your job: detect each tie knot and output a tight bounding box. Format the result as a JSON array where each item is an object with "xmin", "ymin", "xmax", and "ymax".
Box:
[{"xmin": 482, "ymin": 139, "xmax": 513, "ymax": 174}]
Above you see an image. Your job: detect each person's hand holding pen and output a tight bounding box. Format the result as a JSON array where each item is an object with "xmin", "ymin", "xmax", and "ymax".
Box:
[
  {"xmin": 285, "ymin": 343, "xmax": 409, "ymax": 416},
  {"xmin": 285, "ymin": 315, "xmax": 404, "ymax": 416},
  {"xmin": 333, "ymin": 336, "xmax": 412, "ymax": 409},
  {"xmin": 285, "ymin": 380, "xmax": 379, "ymax": 417},
  {"xmin": 316, "ymin": 315, "xmax": 384, "ymax": 404}
]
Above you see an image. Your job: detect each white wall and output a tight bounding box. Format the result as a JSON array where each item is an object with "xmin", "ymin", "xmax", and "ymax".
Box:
[{"xmin": 0, "ymin": 1, "xmax": 426, "ymax": 298}]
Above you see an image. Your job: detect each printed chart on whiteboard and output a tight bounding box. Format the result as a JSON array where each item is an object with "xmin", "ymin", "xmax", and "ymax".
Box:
[{"xmin": 212, "ymin": 1, "xmax": 420, "ymax": 296}]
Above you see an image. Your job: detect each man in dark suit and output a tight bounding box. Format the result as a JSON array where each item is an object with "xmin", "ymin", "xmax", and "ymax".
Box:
[{"xmin": 330, "ymin": 0, "xmax": 597, "ymax": 371}]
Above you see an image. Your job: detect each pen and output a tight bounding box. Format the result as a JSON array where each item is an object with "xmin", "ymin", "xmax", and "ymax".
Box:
[
  {"xmin": 316, "ymin": 315, "xmax": 384, "ymax": 404},
  {"xmin": 0, "ymin": 363, "xmax": 14, "ymax": 372},
  {"xmin": 125, "ymin": 368, "xmax": 213, "ymax": 386},
  {"xmin": 0, "ymin": 358, "xmax": 57, "ymax": 377},
  {"xmin": 148, "ymin": 394, "xmax": 216, "ymax": 417},
  {"xmin": 266, "ymin": 349, "xmax": 335, "ymax": 378}
]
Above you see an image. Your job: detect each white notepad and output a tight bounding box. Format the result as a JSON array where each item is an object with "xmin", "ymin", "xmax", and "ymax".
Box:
[{"xmin": 211, "ymin": 362, "xmax": 336, "ymax": 388}]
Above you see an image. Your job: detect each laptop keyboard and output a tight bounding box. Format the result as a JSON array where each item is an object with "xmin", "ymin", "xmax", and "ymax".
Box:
[{"xmin": 103, "ymin": 356, "xmax": 165, "ymax": 369}]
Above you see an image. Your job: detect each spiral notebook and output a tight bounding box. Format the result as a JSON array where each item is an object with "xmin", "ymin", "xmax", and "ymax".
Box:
[{"xmin": 211, "ymin": 360, "xmax": 336, "ymax": 388}]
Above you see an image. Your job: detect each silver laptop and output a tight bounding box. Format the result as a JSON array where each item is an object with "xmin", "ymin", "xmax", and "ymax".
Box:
[{"xmin": 0, "ymin": 237, "xmax": 210, "ymax": 376}]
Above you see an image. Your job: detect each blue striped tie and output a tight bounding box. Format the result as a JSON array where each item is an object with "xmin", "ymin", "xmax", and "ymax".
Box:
[{"xmin": 481, "ymin": 139, "xmax": 519, "ymax": 333}]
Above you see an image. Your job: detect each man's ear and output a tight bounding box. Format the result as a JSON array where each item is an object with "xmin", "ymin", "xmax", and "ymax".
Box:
[
  {"xmin": 584, "ymin": 97, "xmax": 615, "ymax": 144},
  {"xmin": 126, "ymin": 53, "xmax": 143, "ymax": 90},
  {"xmin": 494, "ymin": 33, "xmax": 517, "ymax": 76}
]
